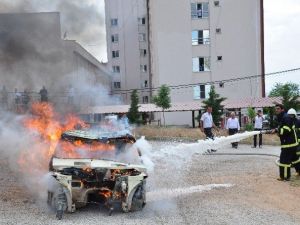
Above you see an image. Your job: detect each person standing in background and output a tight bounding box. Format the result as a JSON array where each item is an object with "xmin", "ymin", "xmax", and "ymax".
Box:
[
  {"xmin": 200, "ymin": 106, "xmax": 218, "ymax": 152},
  {"xmin": 67, "ymin": 85, "xmax": 75, "ymax": 105},
  {"xmin": 226, "ymin": 112, "xmax": 240, "ymax": 148},
  {"xmin": 120, "ymin": 113, "xmax": 130, "ymax": 130},
  {"xmin": 200, "ymin": 106, "xmax": 217, "ymax": 140},
  {"xmin": 39, "ymin": 86, "xmax": 48, "ymax": 102},
  {"xmin": 14, "ymin": 88, "xmax": 22, "ymax": 113},
  {"xmin": 21, "ymin": 89, "xmax": 30, "ymax": 112},
  {"xmin": 253, "ymin": 110, "xmax": 263, "ymax": 148},
  {"xmin": 1, "ymin": 85, "xmax": 8, "ymax": 110}
]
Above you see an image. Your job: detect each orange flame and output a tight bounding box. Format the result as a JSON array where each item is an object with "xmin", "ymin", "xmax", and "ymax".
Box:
[
  {"xmin": 99, "ymin": 189, "xmax": 112, "ymax": 199},
  {"xmin": 55, "ymin": 139, "xmax": 115, "ymax": 159},
  {"xmin": 18, "ymin": 102, "xmax": 93, "ymax": 173}
]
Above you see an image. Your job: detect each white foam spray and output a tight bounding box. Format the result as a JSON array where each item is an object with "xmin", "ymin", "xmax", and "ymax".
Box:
[
  {"xmin": 134, "ymin": 136, "xmax": 155, "ymax": 172},
  {"xmin": 145, "ymin": 131, "xmax": 260, "ymax": 205},
  {"xmin": 147, "ymin": 184, "xmax": 234, "ymax": 202},
  {"xmin": 152, "ymin": 131, "xmax": 260, "ymax": 169}
]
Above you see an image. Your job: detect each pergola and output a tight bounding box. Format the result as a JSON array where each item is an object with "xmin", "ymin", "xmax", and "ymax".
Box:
[{"xmin": 80, "ymin": 97, "xmax": 282, "ymax": 127}]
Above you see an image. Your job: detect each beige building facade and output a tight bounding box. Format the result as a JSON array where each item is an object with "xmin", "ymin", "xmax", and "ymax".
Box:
[
  {"xmin": 105, "ymin": 0, "xmax": 151, "ymax": 104},
  {"xmin": 105, "ymin": 0, "xmax": 265, "ymax": 126}
]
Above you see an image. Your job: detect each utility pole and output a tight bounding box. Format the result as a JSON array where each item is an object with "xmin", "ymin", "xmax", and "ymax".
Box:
[{"xmin": 260, "ymin": 0, "xmax": 266, "ymax": 97}]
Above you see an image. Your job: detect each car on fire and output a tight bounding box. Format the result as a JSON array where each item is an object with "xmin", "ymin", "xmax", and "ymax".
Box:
[{"xmin": 47, "ymin": 129, "xmax": 147, "ymax": 220}]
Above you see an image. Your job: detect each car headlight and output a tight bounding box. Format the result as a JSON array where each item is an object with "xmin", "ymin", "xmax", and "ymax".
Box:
[{"xmin": 121, "ymin": 181, "xmax": 127, "ymax": 192}]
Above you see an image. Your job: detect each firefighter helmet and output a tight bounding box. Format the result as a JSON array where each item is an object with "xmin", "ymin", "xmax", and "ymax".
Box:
[{"xmin": 287, "ymin": 108, "xmax": 297, "ymax": 116}]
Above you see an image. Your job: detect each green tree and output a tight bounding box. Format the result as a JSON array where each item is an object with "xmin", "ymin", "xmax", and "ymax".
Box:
[
  {"xmin": 128, "ymin": 90, "xmax": 140, "ymax": 124},
  {"xmin": 153, "ymin": 85, "xmax": 171, "ymax": 126},
  {"xmin": 269, "ymin": 82, "xmax": 300, "ymax": 110},
  {"xmin": 245, "ymin": 107, "xmax": 255, "ymax": 131},
  {"xmin": 202, "ymin": 85, "xmax": 226, "ymax": 126}
]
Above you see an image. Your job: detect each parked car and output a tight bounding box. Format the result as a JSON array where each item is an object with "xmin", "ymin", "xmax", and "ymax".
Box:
[
  {"xmin": 262, "ymin": 115, "xmax": 270, "ymax": 129},
  {"xmin": 48, "ymin": 129, "xmax": 147, "ymax": 220}
]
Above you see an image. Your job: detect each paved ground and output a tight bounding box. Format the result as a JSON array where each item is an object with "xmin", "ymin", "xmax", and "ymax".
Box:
[{"xmin": 0, "ymin": 141, "xmax": 300, "ymax": 225}]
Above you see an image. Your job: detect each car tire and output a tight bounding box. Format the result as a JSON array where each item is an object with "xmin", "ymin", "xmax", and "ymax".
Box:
[{"xmin": 130, "ymin": 185, "xmax": 146, "ymax": 211}]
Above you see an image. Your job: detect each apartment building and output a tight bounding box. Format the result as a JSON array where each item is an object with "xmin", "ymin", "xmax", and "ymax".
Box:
[
  {"xmin": 105, "ymin": 0, "xmax": 151, "ymax": 104},
  {"xmin": 105, "ymin": 0, "xmax": 265, "ymax": 125}
]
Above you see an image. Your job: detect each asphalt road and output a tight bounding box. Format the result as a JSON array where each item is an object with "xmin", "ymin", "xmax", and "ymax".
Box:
[{"xmin": 1, "ymin": 141, "xmax": 300, "ymax": 225}]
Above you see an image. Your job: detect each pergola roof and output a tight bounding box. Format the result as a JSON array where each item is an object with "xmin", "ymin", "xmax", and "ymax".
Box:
[
  {"xmin": 223, "ymin": 96, "xmax": 282, "ymax": 109},
  {"xmin": 80, "ymin": 97, "xmax": 283, "ymax": 114}
]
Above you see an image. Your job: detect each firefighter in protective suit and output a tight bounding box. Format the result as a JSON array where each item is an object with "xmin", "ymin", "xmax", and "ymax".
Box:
[
  {"xmin": 277, "ymin": 108, "xmax": 299, "ymax": 181},
  {"xmin": 293, "ymin": 109, "xmax": 300, "ymax": 175}
]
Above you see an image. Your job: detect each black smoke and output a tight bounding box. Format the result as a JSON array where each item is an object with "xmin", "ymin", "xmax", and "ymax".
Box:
[
  {"xmin": 0, "ymin": 0, "xmax": 108, "ymax": 105},
  {"xmin": 0, "ymin": 0, "xmax": 106, "ymax": 47}
]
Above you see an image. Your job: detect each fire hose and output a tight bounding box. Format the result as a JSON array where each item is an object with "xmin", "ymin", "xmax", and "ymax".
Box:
[{"xmin": 206, "ymin": 152, "xmax": 279, "ymax": 158}]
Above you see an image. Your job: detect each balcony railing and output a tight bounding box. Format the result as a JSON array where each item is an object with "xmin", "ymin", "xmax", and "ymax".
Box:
[
  {"xmin": 192, "ymin": 37, "xmax": 210, "ymax": 45},
  {"xmin": 191, "ymin": 10, "xmax": 209, "ymax": 19}
]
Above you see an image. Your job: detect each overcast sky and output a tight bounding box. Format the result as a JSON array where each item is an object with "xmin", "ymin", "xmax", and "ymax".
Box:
[
  {"xmin": 264, "ymin": 0, "xmax": 300, "ymax": 94},
  {"xmin": 84, "ymin": 0, "xmax": 300, "ymax": 95}
]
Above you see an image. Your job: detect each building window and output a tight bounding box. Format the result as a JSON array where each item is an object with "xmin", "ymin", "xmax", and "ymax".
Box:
[
  {"xmin": 112, "ymin": 66, "xmax": 120, "ymax": 73},
  {"xmin": 140, "ymin": 49, "xmax": 147, "ymax": 57},
  {"xmin": 193, "ymin": 85, "xmax": 211, "ymax": 99},
  {"xmin": 111, "ymin": 34, "xmax": 119, "ymax": 43},
  {"xmin": 142, "ymin": 96, "xmax": 149, "ymax": 103},
  {"xmin": 214, "ymin": 1, "xmax": 220, "ymax": 6},
  {"xmin": 144, "ymin": 80, "xmax": 148, "ymax": 88},
  {"xmin": 192, "ymin": 57, "xmax": 210, "ymax": 72},
  {"xmin": 140, "ymin": 65, "xmax": 147, "ymax": 72},
  {"xmin": 111, "ymin": 18, "xmax": 118, "ymax": 27},
  {"xmin": 217, "ymin": 56, "xmax": 222, "ymax": 61},
  {"xmin": 192, "ymin": 30, "xmax": 210, "ymax": 45},
  {"xmin": 139, "ymin": 33, "xmax": 146, "ymax": 42},
  {"xmin": 138, "ymin": 17, "xmax": 146, "ymax": 25},
  {"xmin": 113, "ymin": 82, "xmax": 121, "ymax": 89},
  {"xmin": 112, "ymin": 50, "xmax": 119, "ymax": 58},
  {"xmin": 191, "ymin": 2, "xmax": 209, "ymax": 19},
  {"xmin": 216, "ymin": 28, "xmax": 222, "ymax": 34},
  {"xmin": 200, "ymin": 85, "xmax": 205, "ymax": 99}
]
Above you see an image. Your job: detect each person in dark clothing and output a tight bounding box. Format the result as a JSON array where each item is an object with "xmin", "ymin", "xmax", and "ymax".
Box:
[
  {"xmin": 295, "ymin": 117, "xmax": 300, "ymax": 161},
  {"xmin": 277, "ymin": 108, "xmax": 299, "ymax": 181},
  {"xmin": 272, "ymin": 104, "xmax": 286, "ymax": 131},
  {"xmin": 14, "ymin": 88, "xmax": 22, "ymax": 113},
  {"xmin": 271, "ymin": 104, "xmax": 286, "ymax": 136},
  {"xmin": 295, "ymin": 117, "xmax": 300, "ymax": 176},
  {"xmin": 1, "ymin": 85, "xmax": 8, "ymax": 110},
  {"xmin": 21, "ymin": 89, "xmax": 30, "ymax": 112},
  {"xmin": 39, "ymin": 86, "xmax": 48, "ymax": 102},
  {"xmin": 67, "ymin": 85, "xmax": 74, "ymax": 105},
  {"xmin": 286, "ymin": 108, "xmax": 300, "ymax": 176}
]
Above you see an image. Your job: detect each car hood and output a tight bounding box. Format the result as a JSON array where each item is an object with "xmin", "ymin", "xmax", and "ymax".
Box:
[{"xmin": 52, "ymin": 157, "xmax": 147, "ymax": 172}]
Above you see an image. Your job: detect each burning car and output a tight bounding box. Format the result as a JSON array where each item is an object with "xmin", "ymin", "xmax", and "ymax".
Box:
[{"xmin": 47, "ymin": 129, "xmax": 147, "ymax": 220}]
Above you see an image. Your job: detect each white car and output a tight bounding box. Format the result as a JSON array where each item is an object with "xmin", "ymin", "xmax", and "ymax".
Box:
[{"xmin": 48, "ymin": 129, "xmax": 147, "ymax": 220}]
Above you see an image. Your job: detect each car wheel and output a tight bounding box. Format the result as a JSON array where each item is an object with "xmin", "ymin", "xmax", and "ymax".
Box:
[
  {"xmin": 51, "ymin": 186, "xmax": 67, "ymax": 220},
  {"xmin": 56, "ymin": 209, "xmax": 63, "ymax": 220},
  {"xmin": 131, "ymin": 185, "xmax": 146, "ymax": 211}
]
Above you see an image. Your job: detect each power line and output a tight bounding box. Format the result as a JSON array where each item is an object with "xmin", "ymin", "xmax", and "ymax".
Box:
[{"xmin": 112, "ymin": 67, "xmax": 300, "ymax": 94}]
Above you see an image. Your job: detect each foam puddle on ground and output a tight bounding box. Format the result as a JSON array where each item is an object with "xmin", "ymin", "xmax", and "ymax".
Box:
[{"xmin": 147, "ymin": 184, "xmax": 234, "ymax": 202}]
